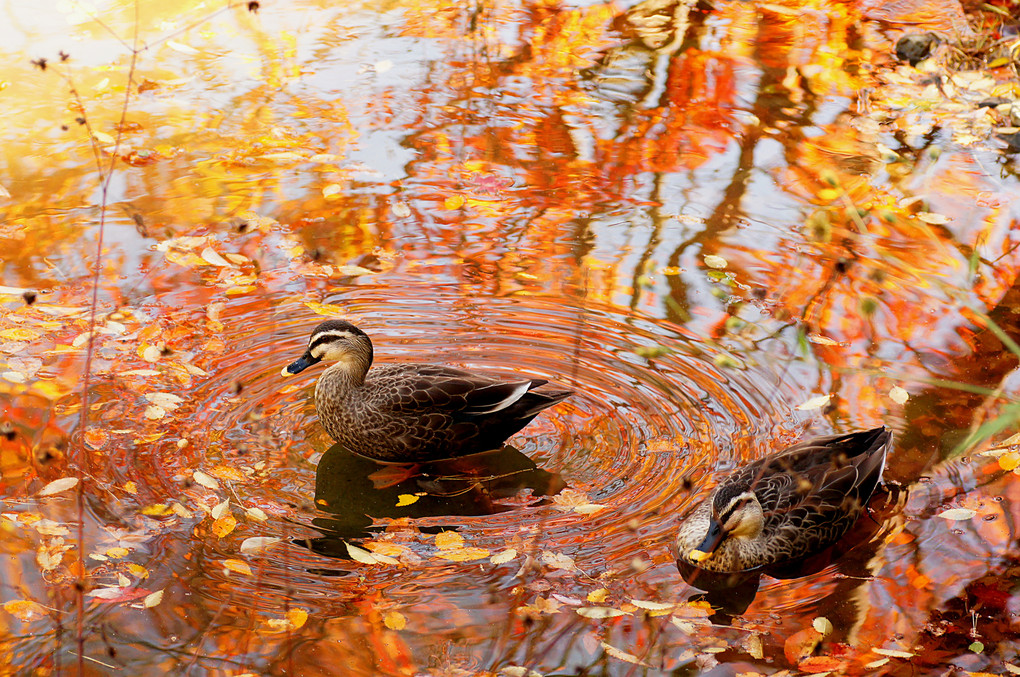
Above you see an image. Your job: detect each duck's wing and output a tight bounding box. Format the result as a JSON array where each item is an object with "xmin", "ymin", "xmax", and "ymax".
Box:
[{"xmin": 373, "ymin": 365, "xmax": 554, "ymax": 417}]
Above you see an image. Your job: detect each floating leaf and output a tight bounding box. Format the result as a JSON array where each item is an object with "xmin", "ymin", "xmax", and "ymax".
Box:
[
  {"xmin": 541, "ymin": 551, "xmax": 575, "ymax": 570},
  {"xmin": 346, "ymin": 541, "xmax": 398, "ymax": 565},
  {"xmin": 812, "ymin": 617, "xmax": 833, "ymax": 635},
  {"xmin": 212, "ymin": 516, "xmax": 237, "ymax": 538},
  {"xmin": 889, "ymin": 386, "xmax": 909, "ymax": 404},
  {"xmin": 192, "ymin": 470, "xmax": 219, "ymax": 490},
  {"xmin": 37, "ymin": 477, "xmax": 79, "ymax": 497},
  {"xmin": 240, "ymin": 537, "xmax": 282, "ymax": 554},
  {"xmin": 796, "ymin": 394, "xmax": 831, "ymax": 411},
  {"xmin": 384, "ymin": 611, "xmax": 406, "ymax": 630},
  {"xmin": 600, "ymin": 642, "xmax": 648, "ymax": 666},
  {"xmin": 3, "ymin": 599, "xmax": 46, "ymax": 621},
  {"xmin": 208, "ymin": 465, "xmax": 246, "ymax": 482},
  {"xmin": 245, "ymin": 506, "xmax": 268, "ymax": 522},
  {"xmin": 143, "ymin": 590, "xmax": 163, "ymax": 608},
  {"xmin": 304, "ymin": 302, "xmax": 347, "ymax": 317},
  {"xmin": 587, "ymin": 588, "xmax": 609, "ymax": 603},
  {"xmin": 222, "ymin": 559, "xmax": 252, "ymax": 575},
  {"xmin": 287, "ymin": 609, "xmax": 308, "ymax": 628},
  {"xmin": 577, "ymin": 607, "xmax": 627, "ymax": 619},
  {"xmin": 322, "ymin": 183, "xmax": 343, "ymax": 198},
  {"xmin": 396, "ymin": 493, "xmax": 420, "ymax": 507},
  {"xmin": 200, "ymin": 247, "xmax": 232, "ymax": 267},
  {"xmin": 629, "ymin": 599, "xmax": 676, "ymax": 611},
  {"xmin": 490, "ymin": 548, "xmax": 517, "ymax": 564},
  {"xmin": 872, "ymin": 648, "xmax": 914, "ymax": 659},
  {"xmin": 211, "ymin": 499, "xmax": 230, "ymax": 520},
  {"xmin": 938, "ymin": 508, "xmax": 977, "ymax": 521},
  {"xmin": 703, "ymin": 254, "xmax": 727, "ymax": 269},
  {"xmin": 167, "ymin": 40, "xmax": 199, "ymax": 54},
  {"xmin": 435, "ymin": 531, "xmax": 464, "ymax": 550},
  {"xmin": 436, "ymin": 547, "xmax": 490, "ymax": 562},
  {"xmin": 916, "ymin": 212, "xmax": 950, "ymax": 224}
]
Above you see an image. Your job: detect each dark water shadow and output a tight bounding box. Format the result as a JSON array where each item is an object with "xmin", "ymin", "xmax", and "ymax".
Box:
[
  {"xmin": 674, "ymin": 485, "xmax": 906, "ymax": 623},
  {"xmin": 295, "ymin": 444, "xmax": 566, "ymax": 561}
]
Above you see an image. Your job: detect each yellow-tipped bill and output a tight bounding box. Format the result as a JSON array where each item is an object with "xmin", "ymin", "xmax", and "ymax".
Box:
[{"xmin": 688, "ymin": 548, "xmax": 711, "ymax": 562}]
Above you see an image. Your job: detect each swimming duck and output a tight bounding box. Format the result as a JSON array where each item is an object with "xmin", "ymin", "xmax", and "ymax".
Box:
[
  {"xmin": 282, "ymin": 319, "xmax": 573, "ymax": 462},
  {"xmin": 674, "ymin": 426, "xmax": 890, "ymax": 574}
]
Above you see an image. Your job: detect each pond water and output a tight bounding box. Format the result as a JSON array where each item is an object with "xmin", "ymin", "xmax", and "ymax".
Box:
[{"xmin": 2, "ymin": 0, "xmax": 1020, "ymax": 674}]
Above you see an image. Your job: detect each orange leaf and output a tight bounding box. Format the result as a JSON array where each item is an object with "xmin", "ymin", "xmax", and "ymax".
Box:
[
  {"xmin": 212, "ymin": 516, "xmax": 237, "ymax": 538},
  {"xmin": 208, "ymin": 465, "xmax": 246, "ymax": 482},
  {"xmin": 784, "ymin": 627, "xmax": 823, "ymax": 664},
  {"xmin": 222, "ymin": 559, "xmax": 252, "ymax": 575},
  {"xmin": 3, "ymin": 600, "xmax": 46, "ymax": 621},
  {"xmin": 435, "ymin": 531, "xmax": 464, "ymax": 550}
]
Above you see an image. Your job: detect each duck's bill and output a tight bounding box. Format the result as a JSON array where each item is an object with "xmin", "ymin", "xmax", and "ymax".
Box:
[
  {"xmin": 688, "ymin": 548, "xmax": 712, "ymax": 562},
  {"xmin": 282, "ymin": 352, "xmax": 319, "ymax": 376}
]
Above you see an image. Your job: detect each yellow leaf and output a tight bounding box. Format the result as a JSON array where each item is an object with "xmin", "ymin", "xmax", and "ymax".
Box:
[
  {"xmin": 435, "ymin": 531, "xmax": 464, "ymax": 550},
  {"xmin": 212, "ymin": 515, "xmax": 237, "ymax": 538},
  {"xmin": 587, "ymin": 588, "xmax": 609, "ymax": 603},
  {"xmin": 105, "ymin": 547, "xmax": 129, "ymax": 559},
  {"xmin": 208, "ymin": 464, "xmax": 245, "ymax": 482},
  {"xmin": 222, "ymin": 559, "xmax": 252, "ymax": 575},
  {"xmin": 3, "ymin": 599, "xmax": 46, "ymax": 621},
  {"xmin": 364, "ymin": 542, "xmax": 406, "ymax": 557},
  {"xmin": 91, "ymin": 131, "xmax": 115, "ymax": 144},
  {"xmin": 444, "ymin": 194, "xmax": 465, "ymax": 210},
  {"xmin": 200, "ymin": 247, "xmax": 232, "ymax": 267},
  {"xmin": 286, "ymin": 609, "xmax": 308, "ymax": 628},
  {"xmin": 126, "ymin": 563, "xmax": 149, "ymax": 578},
  {"xmin": 141, "ymin": 504, "xmax": 172, "ymax": 517},
  {"xmin": 383, "ymin": 611, "xmax": 406, "ymax": 630},
  {"xmin": 122, "ymin": 481, "xmax": 137, "ymax": 495},
  {"xmin": 322, "ymin": 183, "xmax": 343, "ymax": 198},
  {"xmin": 435, "ymin": 547, "xmax": 490, "ymax": 562},
  {"xmin": 396, "ymin": 494, "xmax": 420, "ymax": 507},
  {"xmin": 0, "ymin": 327, "xmax": 40, "ymax": 341},
  {"xmin": 576, "ymin": 607, "xmax": 628, "ymax": 619},
  {"xmin": 304, "ymin": 302, "xmax": 347, "ymax": 317},
  {"xmin": 240, "ymin": 537, "xmax": 281, "ymax": 554}
]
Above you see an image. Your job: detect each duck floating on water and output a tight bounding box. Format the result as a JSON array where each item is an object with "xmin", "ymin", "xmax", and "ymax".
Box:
[
  {"xmin": 675, "ymin": 426, "xmax": 891, "ymax": 574},
  {"xmin": 282, "ymin": 319, "xmax": 573, "ymax": 462}
]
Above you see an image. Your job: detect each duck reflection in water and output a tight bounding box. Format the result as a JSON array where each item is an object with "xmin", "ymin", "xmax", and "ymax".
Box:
[
  {"xmin": 673, "ymin": 427, "xmax": 900, "ymax": 618},
  {"xmin": 297, "ymin": 443, "xmax": 566, "ymax": 561}
]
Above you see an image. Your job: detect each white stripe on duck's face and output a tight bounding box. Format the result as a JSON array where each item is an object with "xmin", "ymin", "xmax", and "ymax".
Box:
[
  {"xmin": 309, "ymin": 331, "xmax": 359, "ymax": 361},
  {"xmin": 715, "ymin": 491, "xmax": 764, "ymax": 540}
]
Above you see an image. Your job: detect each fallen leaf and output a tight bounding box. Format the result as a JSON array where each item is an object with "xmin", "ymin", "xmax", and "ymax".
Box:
[
  {"xmin": 3, "ymin": 599, "xmax": 46, "ymax": 621},
  {"xmin": 212, "ymin": 516, "xmax": 236, "ymax": 537},
  {"xmin": 143, "ymin": 590, "xmax": 163, "ymax": 608},
  {"xmin": 435, "ymin": 531, "xmax": 464, "ymax": 550},
  {"xmin": 384, "ymin": 611, "xmax": 406, "ymax": 630},
  {"xmin": 240, "ymin": 537, "xmax": 282, "ymax": 554},
  {"xmin": 37, "ymin": 477, "xmax": 79, "ymax": 497},
  {"xmin": 200, "ymin": 247, "xmax": 232, "ymax": 267},
  {"xmin": 396, "ymin": 494, "xmax": 421, "ymax": 507},
  {"xmin": 872, "ymin": 648, "xmax": 914, "ymax": 659},
  {"xmin": 192, "ymin": 470, "xmax": 219, "ymax": 490},
  {"xmin": 796, "ymin": 394, "xmax": 831, "ymax": 411},
  {"xmin": 576, "ymin": 607, "xmax": 627, "ymax": 619},
  {"xmin": 490, "ymin": 548, "xmax": 517, "ymax": 564},
  {"xmin": 222, "ymin": 559, "xmax": 252, "ymax": 575},
  {"xmin": 703, "ymin": 254, "xmax": 727, "ymax": 269},
  {"xmin": 287, "ymin": 609, "xmax": 308, "ymax": 629},
  {"xmin": 600, "ymin": 642, "xmax": 648, "ymax": 666},
  {"xmin": 938, "ymin": 508, "xmax": 977, "ymax": 521}
]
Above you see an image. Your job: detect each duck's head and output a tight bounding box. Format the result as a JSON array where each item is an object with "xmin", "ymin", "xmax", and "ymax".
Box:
[
  {"xmin": 688, "ymin": 486, "xmax": 764, "ymax": 563},
  {"xmin": 281, "ymin": 319, "xmax": 374, "ymax": 377}
]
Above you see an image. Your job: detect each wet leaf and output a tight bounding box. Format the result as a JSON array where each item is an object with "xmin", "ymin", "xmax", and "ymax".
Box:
[
  {"xmin": 208, "ymin": 465, "xmax": 246, "ymax": 482},
  {"xmin": 587, "ymin": 588, "xmax": 609, "ymax": 603},
  {"xmin": 938, "ymin": 508, "xmax": 977, "ymax": 520},
  {"xmin": 240, "ymin": 537, "xmax": 281, "ymax": 554},
  {"xmin": 384, "ymin": 611, "xmax": 406, "ymax": 630},
  {"xmin": 211, "ymin": 499, "xmax": 230, "ymax": 520},
  {"xmin": 490, "ymin": 548, "xmax": 517, "ymax": 564},
  {"xmin": 200, "ymin": 247, "xmax": 232, "ymax": 267},
  {"xmin": 396, "ymin": 493, "xmax": 421, "ymax": 506},
  {"xmin": 889, "ymin": 386, "xmax": 909, "ymax": 404},
  {"xmin": 576, "ymin": 607, "xmax": 627, "ymax": 619},
  {"xmin": 304, "ymin": 302, "xmax": 347, "ymax": 317},
  {"xmin": 812, "ymin": 617, "xmax": 833, "ymax": 635},
  {"xmin": 435, "ymin": 531, "xmax": 464, "ymax": 550},
  {"xmin": 346, "ymin": 541, "xmax": 398, "ymax": 565},
  {"xmin": 245, "ymin": 506, "xmax": 268, "ymax": 521},
  {"xmin": 703, "ymin": 254, "xmax": 727, "ymax": 269},
  {"xmin": 143, "ymin": 590, "xmax": 163, "ymax": 608},
  {"xmin": 36, "ymin": 477, "xmax": 78, "ymax": 497},
  {"xmin": 540, "ymin": 551, "xmax": 575, "ymax": 571},
  {"xmin": 796, "ymin": 394, "xmax": 831, "ymax": 411},
  {"xmin": 211, "ymin": 515, "xmax": 236, "ymax": 537},
  {"xmin": 287, "ymin": 609, "xmax": 308, "ymax": 628},
  {"xmin": 872, "ymin": 648, "xmax": 914, "ymax": 659},
  {"xmin": 322, "ymin": 183, "xmax": 343, "ymax": 198},
  {"xmin": 600, "ymin": 642, "xmax": 648, "ymax": 666},
  {"xmin": 784, "ymin": 626, "xmax": 822, "ymax": 663},
  {"xmin": 192, "ymin": 470, "xmax": 219, "ymax": 490},
  {"xmin": 222, "ymin": 559, "xmax": 252, "ymax": 575},
  {"xmin": 3, "ymin": 599, "xmax": 46, "ymax": 621}
]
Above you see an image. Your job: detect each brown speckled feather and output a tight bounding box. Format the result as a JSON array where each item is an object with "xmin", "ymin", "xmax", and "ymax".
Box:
[
  {"xmin": 674, "ymin": 427, "xmax": 890, "ymax": 573},
  {"xmin": 285, "ymin": 320, "xmax": 572, "ymax": 462}
]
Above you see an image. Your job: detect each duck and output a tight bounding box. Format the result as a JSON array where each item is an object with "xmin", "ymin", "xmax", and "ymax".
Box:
[
  {"xmin": 674, "ymin": 426, "xmax": 891, "ymax": 574},
  {"xmin": 281, "ymin": 319, "xmax": 574, "ymax": 462}
]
